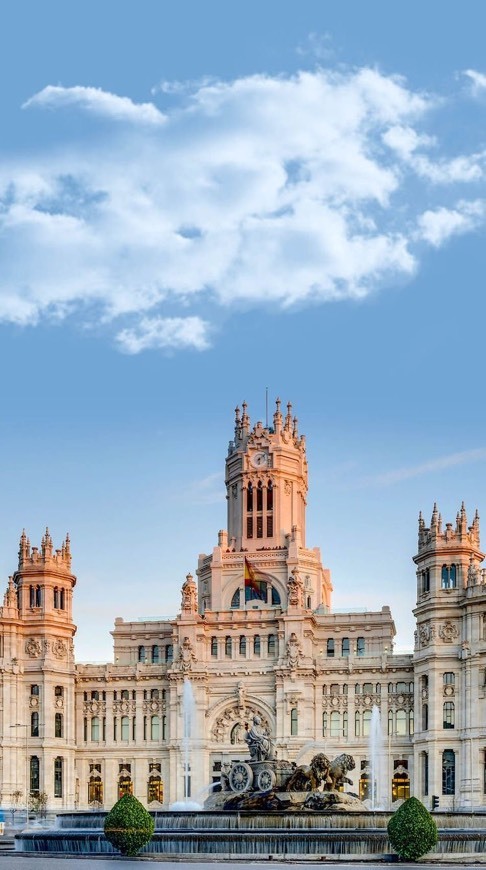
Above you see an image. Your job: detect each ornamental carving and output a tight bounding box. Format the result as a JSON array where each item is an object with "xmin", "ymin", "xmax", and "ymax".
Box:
[
  {"xmin": 177, "ymin": 636, "xmax": 197, "ymax": 672},
  {"xmin": 52, "ymin": 639, "xmax": 67, "ymax": 659},
  {"xmin": 285, "ymin": 632, "xmax": 304, "ymax": 669},
  {"xmin": 419, "ymin": 623, "xmax": 435, "ymax": 647},
  {"xmin": 181, "ymin": 574, "xmax": 197, "ymax": 615},
  {"xmin": 439, "ymin": 621, "xmax": 459, "ymax": 643},
  {"xmin": 287, "ymin": 570, "xmax": 304, "ymax": 608},
  {"xmin": 211, "ymin": 704, "xmax": 270, "ymax": 744},
  {"xmin": 25, "ymin": 638, "xmax": 42, "ymax": 658}
]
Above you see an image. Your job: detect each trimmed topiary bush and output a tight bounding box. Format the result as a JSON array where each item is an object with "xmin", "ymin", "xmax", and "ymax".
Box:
[
  {"xmin": 387, "ymin": 796, "xmax": 438, "ymax": 861},
  {"xmin": 104, "ymin": 793, "xmax": 155, "ymax": 857}
]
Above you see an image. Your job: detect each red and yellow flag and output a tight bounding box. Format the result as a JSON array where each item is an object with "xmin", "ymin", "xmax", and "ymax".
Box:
[{"xmin": 244, "ymin": 558, "xmax": 271, "ymax": 602}]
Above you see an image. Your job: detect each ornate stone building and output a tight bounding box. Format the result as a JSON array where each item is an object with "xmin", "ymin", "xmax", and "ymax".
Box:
[{"xmin": 0, "ymin": 400, "xmax": 485, "ymax": 811}]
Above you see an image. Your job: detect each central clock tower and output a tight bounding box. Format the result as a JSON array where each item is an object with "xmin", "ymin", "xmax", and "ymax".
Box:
[{"xmin": 225, "ymin": 398, "xmax": 308, "ymax": 552}]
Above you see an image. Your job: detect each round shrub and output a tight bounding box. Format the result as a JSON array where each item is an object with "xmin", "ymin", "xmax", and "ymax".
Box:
[
  {"xmin": 104, "ymin": 793, "xmax": 155, "ymax": 857},
  {"xmin": 387, "ymin": 796, "xmax": 438, "ymax": 861}
]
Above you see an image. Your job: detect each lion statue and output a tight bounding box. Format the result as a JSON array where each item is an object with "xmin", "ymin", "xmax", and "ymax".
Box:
[
  {"xmin": 326, "ymin": 753, "xmax": 355, "ymax": 791},
  {"xmin": 285, "ymin": 753, "xmax": 331, "ymax": 792}
]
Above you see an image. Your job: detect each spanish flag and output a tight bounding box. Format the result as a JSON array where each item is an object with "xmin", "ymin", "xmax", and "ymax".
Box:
[{"xmin": 244, "ymin": 558, "xmax": 271, "ymax": 602}]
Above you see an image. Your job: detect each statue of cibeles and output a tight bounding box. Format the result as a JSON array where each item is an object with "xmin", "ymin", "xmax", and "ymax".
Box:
[{"xmin": 244, "ymin": 715, "xmax": 275, "ymax": 761}]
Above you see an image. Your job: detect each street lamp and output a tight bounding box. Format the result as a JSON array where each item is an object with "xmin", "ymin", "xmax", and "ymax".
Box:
[{"xmin": 10, "ymin": 724, "xmax": 28, "ymax": 822}]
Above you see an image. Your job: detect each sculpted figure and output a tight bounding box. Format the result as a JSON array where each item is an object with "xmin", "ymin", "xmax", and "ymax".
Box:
[
  {"xmin": 285, "ymin": 753, "xmax": 331, "ymax": 792},
  {"xmin": 245, "ymin": 715, "xmax": 275, "ymax": 761},
  {"xmin": 326, "ymin": 753, "xmax": 355, "ymax": 791}
]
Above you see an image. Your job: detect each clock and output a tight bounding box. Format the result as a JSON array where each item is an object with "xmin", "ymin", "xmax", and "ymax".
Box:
[{"xmin": 250, "ymin": 451, "xmax": 269, "ymax": 468}]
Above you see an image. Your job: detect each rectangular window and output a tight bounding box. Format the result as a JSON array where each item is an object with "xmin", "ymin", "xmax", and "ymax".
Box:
[
  {"xmin": 256, "ymin": 516, "xmax": 263, "ymax": 538},
  {"xmin": 423, "ymin": 752, "xmax": 429, "ymax": 796},
  {"xmin": 54, "ymin": 757, "xmax": 63, "ymax": 798},
  {"xmin": 266, "ymin": 515, "xmax": 273, "ymax": 537},
  {"xmin": 247, "ymin": 517, "xmax": 253, "ymax": 539}
]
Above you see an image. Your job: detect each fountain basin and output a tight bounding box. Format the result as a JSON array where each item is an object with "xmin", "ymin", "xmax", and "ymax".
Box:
[{"xmin": 15, "ymin": 810, "xmax": 486, "ymax": 859}]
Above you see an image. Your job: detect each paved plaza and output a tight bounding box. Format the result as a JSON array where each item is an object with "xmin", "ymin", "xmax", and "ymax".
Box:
[{"xmin": 0, "ymin": 861, "xmax": 480, "ymax": 870}]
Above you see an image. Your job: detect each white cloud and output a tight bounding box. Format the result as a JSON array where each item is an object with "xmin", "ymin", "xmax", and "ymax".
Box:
[
  {"xmin": 116, "ymin": 316, "xmax": 211, "ymax": 353},
  {"xmin": 362, "ymin": 447, "xmax": 486, "ymax": 487},
  {"xmin": 416, "ymin": 200, "xmax": 485, "ymax": 247},
  {"xmin": 23, "ymin": 85, "xmax": 166, "ymax": 126},
  {"xmin": 0, "ymin": 66, "xmax": 483, "ymax": 352},
  {"xmin": 463, "ymin": 69, "xmax": 486, "ymax": 95}
]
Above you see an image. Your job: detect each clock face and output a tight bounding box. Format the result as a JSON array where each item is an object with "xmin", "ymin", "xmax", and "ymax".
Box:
[{"xmin": 251, "ymin": 451, "xmax": 269, "ymax": 468}]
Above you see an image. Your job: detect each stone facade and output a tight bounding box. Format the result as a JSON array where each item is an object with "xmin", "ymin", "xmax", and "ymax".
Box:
[{"xmin": 0, "ymin": 399, "xmax": 485, "ymax": 811}]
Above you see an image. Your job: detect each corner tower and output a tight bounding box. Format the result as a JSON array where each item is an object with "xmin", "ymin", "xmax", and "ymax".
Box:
[{"xmin": 226, "ymin": 398, "xmax": 308, "ymax": 551}]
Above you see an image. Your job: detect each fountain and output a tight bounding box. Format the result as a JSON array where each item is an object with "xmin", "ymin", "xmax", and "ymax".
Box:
[
  {"xmin": 169, "ymin": 679, "xmax": 202, "ymax": 811},
  {"xmin": 369, "ymin": 704, "xmax": 384, "ymax": 810},
  {"xmin": 14, "ymin": 713, "xmax": 486, "ymax": 858}
]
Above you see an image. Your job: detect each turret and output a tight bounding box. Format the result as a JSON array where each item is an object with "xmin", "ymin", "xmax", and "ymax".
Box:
[
  {"xmin": 225, "ymin": 398, "xmax": 308, "ymax": 551},
  {"xmin": 414, "ymin": 503, "xmax": 484, "ymax": 599}
]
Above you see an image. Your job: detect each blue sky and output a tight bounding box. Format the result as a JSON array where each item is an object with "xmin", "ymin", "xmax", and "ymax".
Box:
[{"xmin": 1, "ymin": 1, "xmax": 486, "ymax": 660}]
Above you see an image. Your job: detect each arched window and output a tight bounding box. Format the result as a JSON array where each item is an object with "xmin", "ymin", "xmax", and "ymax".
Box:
[
  {"xmin": 327, "ymin": 638, "xmax": 335, "ymax": 657},
  {"xmin": 211, "ymin": 637, "xmax": 218, "ymax": 657},
  {"xmin": 55, "ymin": 713, "xmax": 63, "ymax": 738},
  {"xmin": 162, "ymin": 714, "xmax": 167, "ymax": 740},
  {"xmin": 442, "ymin": 564, "xmax": 457, "ymax": 589},
  {"xmin": 267, "ymin": 482, "xmax": 274, "ymax": 537},
  {"xmin": 88, "ymin": 775, "xmax": 103, "ymax": 805},
  {"xmin": 422, "ymin": 568, "xmax": 430, "ymax": 593},
  {"xmin": 271, "ymin": 585, "xmax": 281, "ymax": 605},
  {"xmin": 29, "ymin": 585, "xmax": 35, "ymax": 607},
  {"xmin": 355, "ymin": 683, "xmax": 361, "ymax": 695},
  {"xmin": 54, "ymin": 756, "xmax": 63, "ymax": 798},
  {"xmin": 290, "ymin": 708, "xmax": 298, "ymax": 736},
  {"xmin": 35, "ymin": 585, "xmax": 41, "ymax": 607},
  {"xmin": 231, "ymin": 588, "xmax": 241, "ymax": 608},
  {"xmin": 152, "ymin": 645, "xmax": 160, "ymax": 664},
  {"xmin": 256, "ymin": 480, "xmax": 263, "ymax": 512},
  {"xmin": 343, "ymin": 710, "xmax": 348, "ymax": 738},
  {"xmin": 443, "ymin": 701, "xmax": 455, "ymax": 729},
  {"xmin": 409, "ymin": 709, "xmax": 414, "ymax": 735},
  {"xmin": 53, "ymin": 587, "xmax": 59, "ymax": 608},
  {"xmin": 247, "ymin": 483, "xmax": 253, "ymax": 512},
  {"xmin": 355, "ymin": 711, "xmax": 360, "ymax": 737},
  {"xmin": 267, "ymin": 481, "xmax": 273, "ymax": 511},
  {"xmin": 239, "ymin": 635, "xmax": 247, "ymax": 656},
  {"xmin": 442, "ymin": 750, "xmax": 455, "ymax": 795},
  {"xmin": 388, "ymin": 709, "xmax": 394, "ymax": 735},
  {"xmin": 225, "ymin": 636, "xmax": 232, "ymax": 657},
  {"xmin": 422, "ymin": 703, "xmax": 428, "ymax": 731},
  {"xmin": 362, "ymin": 709, "xmax": 371, "ymax": 737},
  {"xmin": 254, "ymin": 635, "xmax": 261, "ymax": 656},
  {"xmin": 151, "ymin": 715, "xmax": 160, "ymax": 741},
  {"xmin": 359, "ymin": 770, "xmax": 370, "ymax": 801},
  {"xmin": 31, "ymin": 711, "xmax": 39, "ymax": 737},
  {"xmin": 396, "ymin": 709, "xmax": 407, "ymax": 735},
  {"xmin": 268, "ymin": 634, "xmax": 276, "ymax": 655},
  {"xmin": 138, "ymin": 646, "xmax": 146, "ymax": 663},
  {"xmin": 148, "ymin": 775, "xmax": 163, "ymax": 804},
  {"xmin": 392, "ymin": 766, "xmax": 410, "ymax": 802},
  {"xmin": 375, "ymin": 683, "xmax": 381, "ymax": 694},
  {"xmin": 121, "ymin": 716, "xmax": 129, "ymax": 740},
  {"xmin": 330, "ymin": 711, "xmax": 340, "ymax": 737},
  {"xmin": 322, "ymin": 711, "xmax": 327, "ymax": 736},
  {"xmin": 343, "ymin": 684, "xmax": 349, "ymax": 696},
  {"xmin": 356, "ymin": 637, "xmax": 365, "ymax": 656},
  {"xmin": 30, "ymin": 756, "xmax": 40, "ymax": 793},
  {"xmin": 342, "ymin": 638, "xmax": 350, "ymax": 657},
  {"xmin": 91, "ymin": 717, "xmax": 100, "ymax": 741},
  {"xmin": 165, "ymin": 645, "xmax": 173, "ymax": 663},
  {"xmin": 60, "ymin": 589, "xmax": 65, "ymax": 609},
  {"xmin": 118, "ymin": 774, "xmax": 132, "ymax": 798}
]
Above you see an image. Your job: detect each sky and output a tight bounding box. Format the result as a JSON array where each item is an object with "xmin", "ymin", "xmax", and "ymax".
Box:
[{"xmin": 0, "ymin": 1, "xmax": 486, "ymax": 660}]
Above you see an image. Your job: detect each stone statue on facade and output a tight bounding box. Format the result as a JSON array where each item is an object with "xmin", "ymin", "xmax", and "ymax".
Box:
[{"xmin": 244, "ymin": 715, "xmax": 275, "ymax": 761}]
